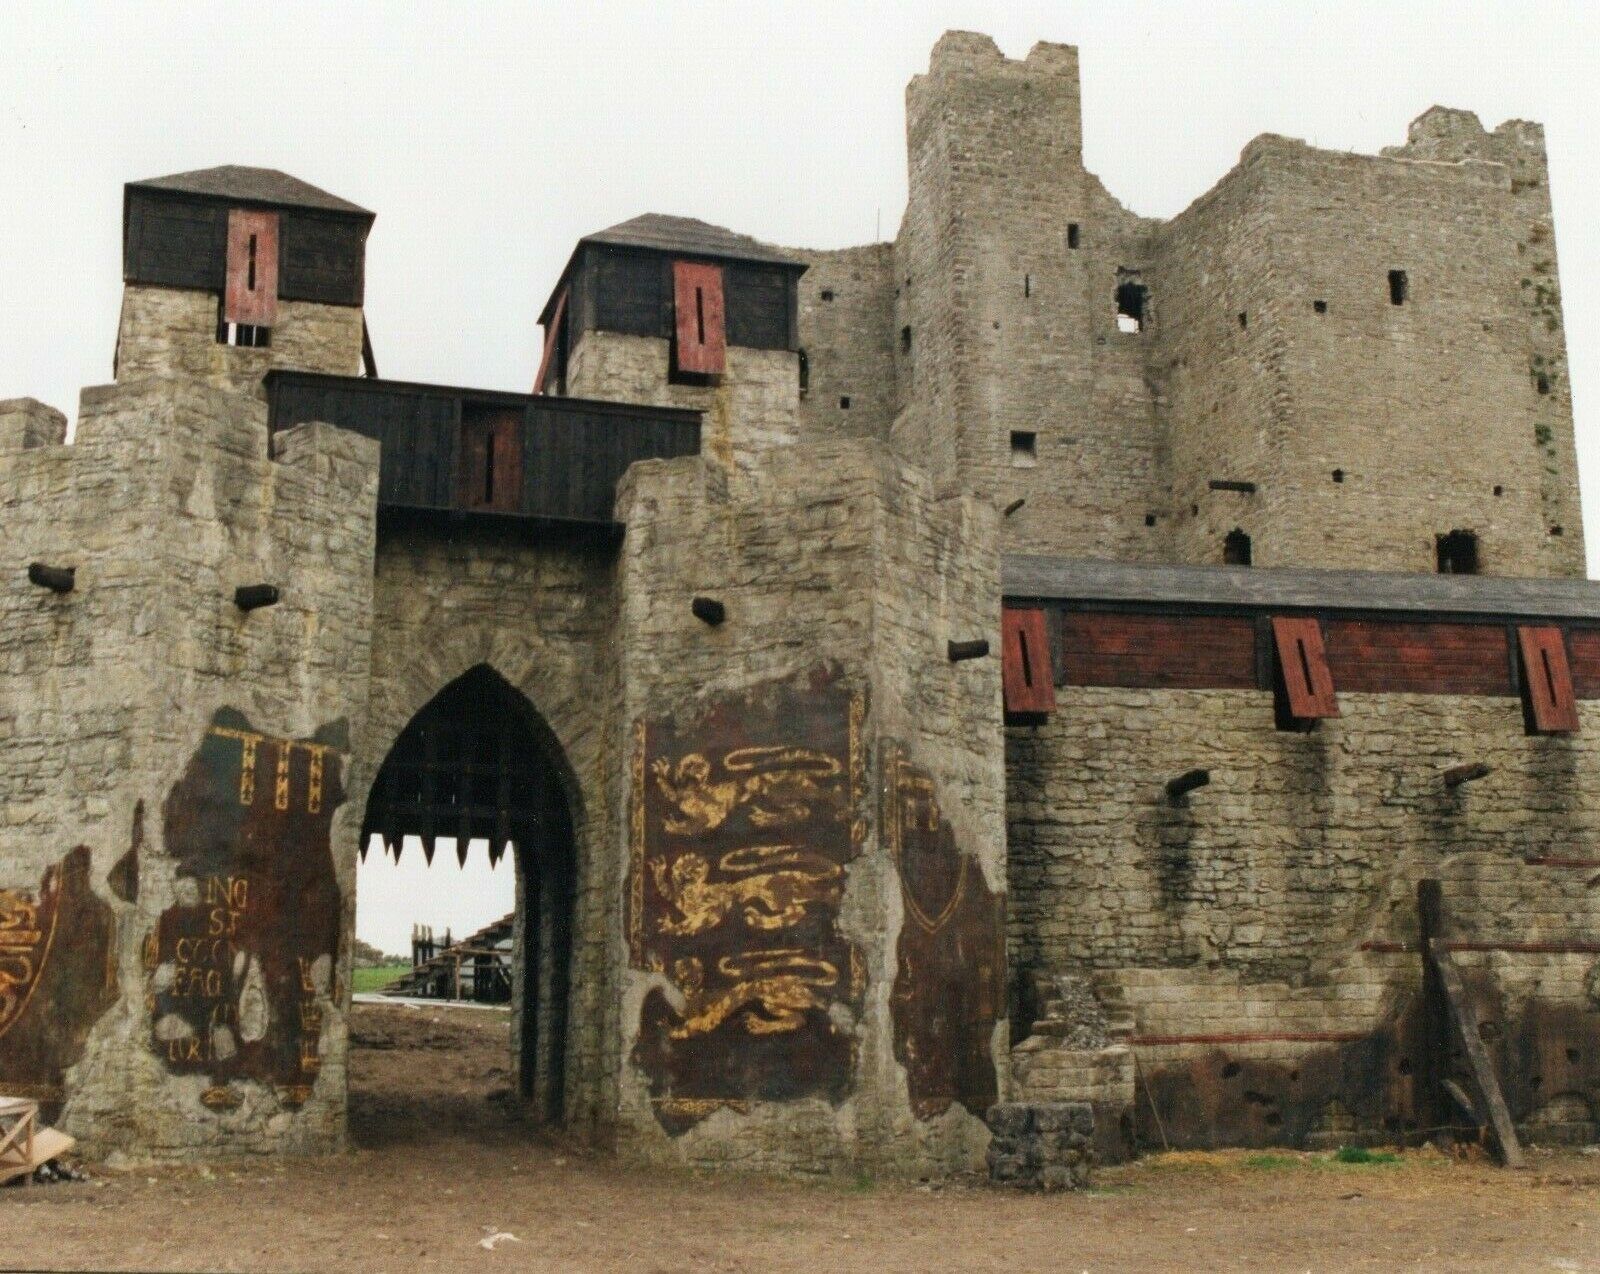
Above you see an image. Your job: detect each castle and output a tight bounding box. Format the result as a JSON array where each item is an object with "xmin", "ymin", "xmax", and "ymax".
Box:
[{"xmin": 2, "ymin": 32, "xmax": 1597, "ymax": 1176}]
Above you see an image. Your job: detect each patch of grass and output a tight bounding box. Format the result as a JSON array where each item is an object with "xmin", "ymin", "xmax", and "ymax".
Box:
[
  {"xmin": 1243, "ymin": 1153, "xmax": 1299, "ymax": 1171},
  {"xmin": 1333, "ymin": 1145, "xmax": 1399, "ymax": 1165},
  {"xmin": 351, "ymin": 963, "xmax": 409, "ymax": 994}
]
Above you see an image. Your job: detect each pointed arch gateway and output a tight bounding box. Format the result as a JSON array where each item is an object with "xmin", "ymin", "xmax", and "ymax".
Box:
[{"xmin": 361, "ymin": 664, "xmax": 575, "ymax": 1122}]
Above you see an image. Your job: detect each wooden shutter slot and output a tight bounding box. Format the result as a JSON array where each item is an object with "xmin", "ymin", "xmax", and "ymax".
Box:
[
  {"xmin": 1002, "ymin": 608, "xmax": 1056, "ymax": 716},
  {"xmin": 672, "ymin": 260, "xmax": 726, "ymax": 375},
  {"xmin": 1517, "ymin": 625, "xmax": 1579, "ymax": 733},
  {"xmin": 224, "ymin": 209, "xmax": 280, "ymax": 327},
  {"xmin": 1271, "ymin": 616, "xmax": 1339, "ymax": 721}
]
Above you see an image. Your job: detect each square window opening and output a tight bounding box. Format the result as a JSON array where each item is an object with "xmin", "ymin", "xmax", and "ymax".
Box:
[
  {"xmin": 1313, "ymin": 299, "xmax": 1328, "ymax": 314},
  {"xmin": 1436, "ymin": 529, "xmax": 1478, "ymax": 575},
  {"xmin": 1010, "ymin": 431, "xmax": 1037, "ymax": 468}
]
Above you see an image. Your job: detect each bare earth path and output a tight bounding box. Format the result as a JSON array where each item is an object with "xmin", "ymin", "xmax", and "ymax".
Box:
[{"xmin": 4, "ymin": 1004, "xmax": 1598, "ymax": 1273}]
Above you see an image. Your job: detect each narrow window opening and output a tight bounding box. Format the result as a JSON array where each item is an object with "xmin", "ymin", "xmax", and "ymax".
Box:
[
  {"xmin": 1543, "ymin": 649, "xmax": 1560, "ymax": 706},
  {"xmin": 797, "ymin": 348, "xmax": 809, "ymax": 394},
  {"xmin": 1388, "ymin": 269, "xmax": 1408, "ymax": 306},
  {"xmin": 900, "ymin": 326, "xmax": 911, "ymax": 354},
  {"xmin": 695, "ymin": 287, "xmax": 706, "ymax": 344},
  {"xmin": 1537, "ymin": 374, "xmax": 1551, "ymax": 395},
  {"xmin": 1331, "ymin": 468, "xmax": 1344, "ymax": 484},
  {"xmin": 820, "ymin": 289, "xmax": 835, "ymax": 302},
  {"xmin": 1238, "ymin": 311, "xmax": 1248, "ymax": 329},
  {"xmin": 1024, "ymin": 274, "xmax": 1032, "ymax": 298},
  {"xmin": 1298, "ymin": 640, "xmax": 1315, "ymax": 694},
  {"xmin": 1067, "ymin": 223, "xmax": 1081, "ymax": 250},
  {"xmin": 1116, "ymin": 281, "xmax": 1147, "ymax": 333},
  {"xmin": 247, "ymin": 234, "xmax": 258, "ymax": 292},
  {"xmin": 1313, "ymin": 299, "xmax": 1328, "ymax": 314},
  {"xmin": 1436, "ymin": 529, "xmax": 1479, "ymax": 575},
  {"xmin": 1018, "ymin": 629, "xmax": 1033, "ymax": 688},
  {"xmin": 838, "ymin": 396, "xmax": 851, "ymax": 410},
  {"xmin": 1223, "ymin": 528, "xmax": 1252, "ymax": 566},
  {"xmin": 1010, "ymin": 431, "xmax": 1037, "ymax": 468},
  {"xmin": 483, "ymin": 432, "xmax": 497, "ymax": 506}
]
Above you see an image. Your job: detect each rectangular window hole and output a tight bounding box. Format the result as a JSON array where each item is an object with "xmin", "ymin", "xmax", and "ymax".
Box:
[
  {"xmin": 1067, "ymin": 223, "xmax": 1080, "ymax": 250},
  {"xmin": 1116, "ymin": 281, "xmax": 1147, "ymax": 333},
  {"xmin": 838, "ymin": 395, "xmax": 851, "ymax": 409},
  {"xmin": 1010, "ymin": 431, "xmax": 1037, "ymax": 468},
  {"xmin": 1388, "ymin": 270, "xmax": 1408, "ymax": 306},
  {"xmin": 1313, "ymin": 299, "xmax": 1328, "ymax": 314},
  {"xmin": 1436, "ymin": 529, "xmax": 1478, "ymax": 575},
  {"xmin": 1224, "ymin": 528, "xmax": 1252, "ymax": 566},
  {"xmin": 1024, "ymin": 273, "xmax": 1031, "ymax": 298},
  {"xmin": 900, "ymin": 326, "xmax": 911, "ymax": 354},
  {"xmin": 820, "ymin": 289, "xmax": 835, "ymax": 302},
  {"xmin": 1238, "ymin": 311, "xmax": 1248, "ymax": 329},
  {"xmin": 1144, "ymin": 513, "xmax": 1158, "ymax": 527}
]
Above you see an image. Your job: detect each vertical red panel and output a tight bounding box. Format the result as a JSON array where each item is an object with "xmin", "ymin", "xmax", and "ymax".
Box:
[
  {"xmin": 458, "ymin": 410, "xmax": 523, "ymax": 513},
  {"xmin": 1272, "ymin": 616, "xmax": 1339, "ymax": 720},
  {"xmin": 673, "ymin": 260, "xmax": 726, "ymax": 375},
  {"xmin": 224, "ymin": 209, "xmax": 279, "ymax": 327},
  {"xmin": 533, "ymin": 288, "xmax": 567, "ymax": 394},
  {"xmin": 1002, "ymin": 608, "xmax": 1056, "ymax": 715},
  {"xmin": 1518, "ymin": 625, "xmax": 1579, "ymax": 733}
]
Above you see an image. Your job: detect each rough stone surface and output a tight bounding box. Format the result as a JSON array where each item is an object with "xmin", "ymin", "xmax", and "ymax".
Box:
[{"xmin": 984, "ymin": 1101, "xmax": 1094, "ymax": 1189}]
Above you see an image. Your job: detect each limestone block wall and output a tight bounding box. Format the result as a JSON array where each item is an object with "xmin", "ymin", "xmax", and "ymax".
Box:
[
  {"xmin": 611, "ymin": 437, "xmax": 1007, "ymax": 1175},
  {"xmin": 0, "ymin": 378, "xmax": 378, "ymax": 1157},
  {"xmin": 1388, "ymin": 108, "xmax": 1584, "ymax": 575},
  {"xmin": 565, "ymin": 331, "xmax": 798, "ymax": 477},
  {"xmin": 357, "ymin": 529, "xmax": 622, "ymax": 1135},
  {"xmin": 115, "ymin": 285, "xmax": 365, "ymax": 399},
  {"xmin": 788, "ymin": 244, "xmax": 897, "ymax": 444},
  {"xmin": 1006, "ymin": 688, "xmax": 1600, "ymax": 1147},
  {"xmin": 894, "ymin": 32, "xmax": 1166, "ymax": 558},
  {"xmin": 1155, "ymin": 136, "xmax": 1571, "ymax": 574}
]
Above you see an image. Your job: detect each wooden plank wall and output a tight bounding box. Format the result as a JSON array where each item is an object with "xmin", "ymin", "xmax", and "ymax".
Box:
[
  {"xmin": 125, "ymin": 189, "xmax": 367, "ymax": 306},
  {"xmin": 266, "ymin": 375, "xmax": 699, "ymax": 526},
  {"xmin": 1048, "ymin": 607, "xmax": 1600, "ymax": 701}
]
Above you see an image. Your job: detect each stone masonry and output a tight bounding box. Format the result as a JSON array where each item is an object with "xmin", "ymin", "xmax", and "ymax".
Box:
[{"xmin": 1, "ymin": 30, "xmax": 1597, "ymax": 1178}]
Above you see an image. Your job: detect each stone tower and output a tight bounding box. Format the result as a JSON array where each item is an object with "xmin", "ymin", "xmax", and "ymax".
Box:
[{"xmin": 115, "ymin": 166, "xmax": 374, "ymax": 396}]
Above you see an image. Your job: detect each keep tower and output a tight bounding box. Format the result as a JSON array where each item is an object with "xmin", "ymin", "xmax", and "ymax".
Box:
[{"xmin": 116, "ymin": 166, "xmax": 375, "ymax": 396}]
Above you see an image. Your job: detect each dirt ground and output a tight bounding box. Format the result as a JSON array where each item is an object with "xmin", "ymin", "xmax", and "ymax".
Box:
[{"xmin": 5, "ymin": 1002, "xmax": 1599, "ymax": 1273}]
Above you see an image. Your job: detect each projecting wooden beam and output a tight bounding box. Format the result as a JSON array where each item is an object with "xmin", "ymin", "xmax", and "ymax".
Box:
[
  {"xmin": 234, "ymin": 584, "xmax": 280, "ymax": 611},
  {"xmin": 1443, "ymin": 762, "xmax": 1491, "ymax": 789},
  {"xmin": 1417, "ymin": 879, "xmax": 1525, "ymax": 1169},
  {"xmin": 948, "ymin": 639, "xmax": 990, "ymax": 662},
  {"xmin": 27, "ymin": 563, "xmax": 75, "ymax": 594},
  {"xmin": 1165, "ymin": 769, "xmax": 1211, "ymax": 802},
  {"xmin": 691, "ymin": 596, "xmax": 726, "ymax": 626}
]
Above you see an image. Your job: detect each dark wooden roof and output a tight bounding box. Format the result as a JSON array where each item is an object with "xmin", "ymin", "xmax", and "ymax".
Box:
[
  {"xmin": 128, "ymin": 166, "xmax": 372, "ymax": 218},
  {"xmin": 583, "ymin": 215, "xmax": 802, "ymax": 267},
  {"xmin": 538, "ymin": 215, "xmax": 805, "ymax": 326},
  {"xmin": 1003, "ymin": 556, "xmax": 1600, "ymax": 621}
]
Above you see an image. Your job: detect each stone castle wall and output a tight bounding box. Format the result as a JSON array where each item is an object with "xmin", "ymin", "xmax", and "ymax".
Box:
[
  {"xmin": 1007, "ymin": 688, "xmax": 1600, "ymax": 1147},
  {"xmin": 611, "ymin": 436, "xmax": 1006, "ymax": 1175},
  {"xmin": 115, "ymin": 285, "xmax": 365, "ymax": 399},
  {"xmin": 0, "ymin": 379, "xmax": 378, "ymax": 1156}
]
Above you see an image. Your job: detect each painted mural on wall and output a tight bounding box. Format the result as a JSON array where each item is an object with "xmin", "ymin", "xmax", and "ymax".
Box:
[
  {"xmin": 885, "ymin": 745, "xmax": 1005, "ymax": 1120},
  {"xmin": 149, "ymin": 709, "xmax": 344, "ymax": 1110},
  {"xmin": 629, "ymin": 665, "xmax": 866, "ymax": 1134},
  {"xmin": 0, "ymin": 846, "xmax": 118, "ymax": 1112}
]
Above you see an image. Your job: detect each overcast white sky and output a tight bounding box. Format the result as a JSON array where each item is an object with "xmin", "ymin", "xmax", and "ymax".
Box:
[{"xmin": 5, "ymin": 2, "xmax": 1598, "ymax": 955}]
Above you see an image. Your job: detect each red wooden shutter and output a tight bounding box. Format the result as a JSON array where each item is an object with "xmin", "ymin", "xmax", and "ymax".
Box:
[
  {"xmin": 1272, "ymin": 616, "xmax": 1339, "ymax": 720},
  {"xmin": 224, "ymin": 209, "xmax": 280, "ymax": 327},
  {"xmin": 1518, "ymin": 625, "xmax": 1579, "ymax": 733},
  {"xmin": 1002, "ymin": 607, "xmax": 1056, "ymax": 715},
  {"xmin": 672, "ymin": 260, "xmax": 726, "ymax": 375},
  {"xmin": 457, "ymin": 410, "xmax": 523, "ymax": 513},
  {"xmin": 533, "ymin": 288, "xmax": 567, "ymax": 395}
]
